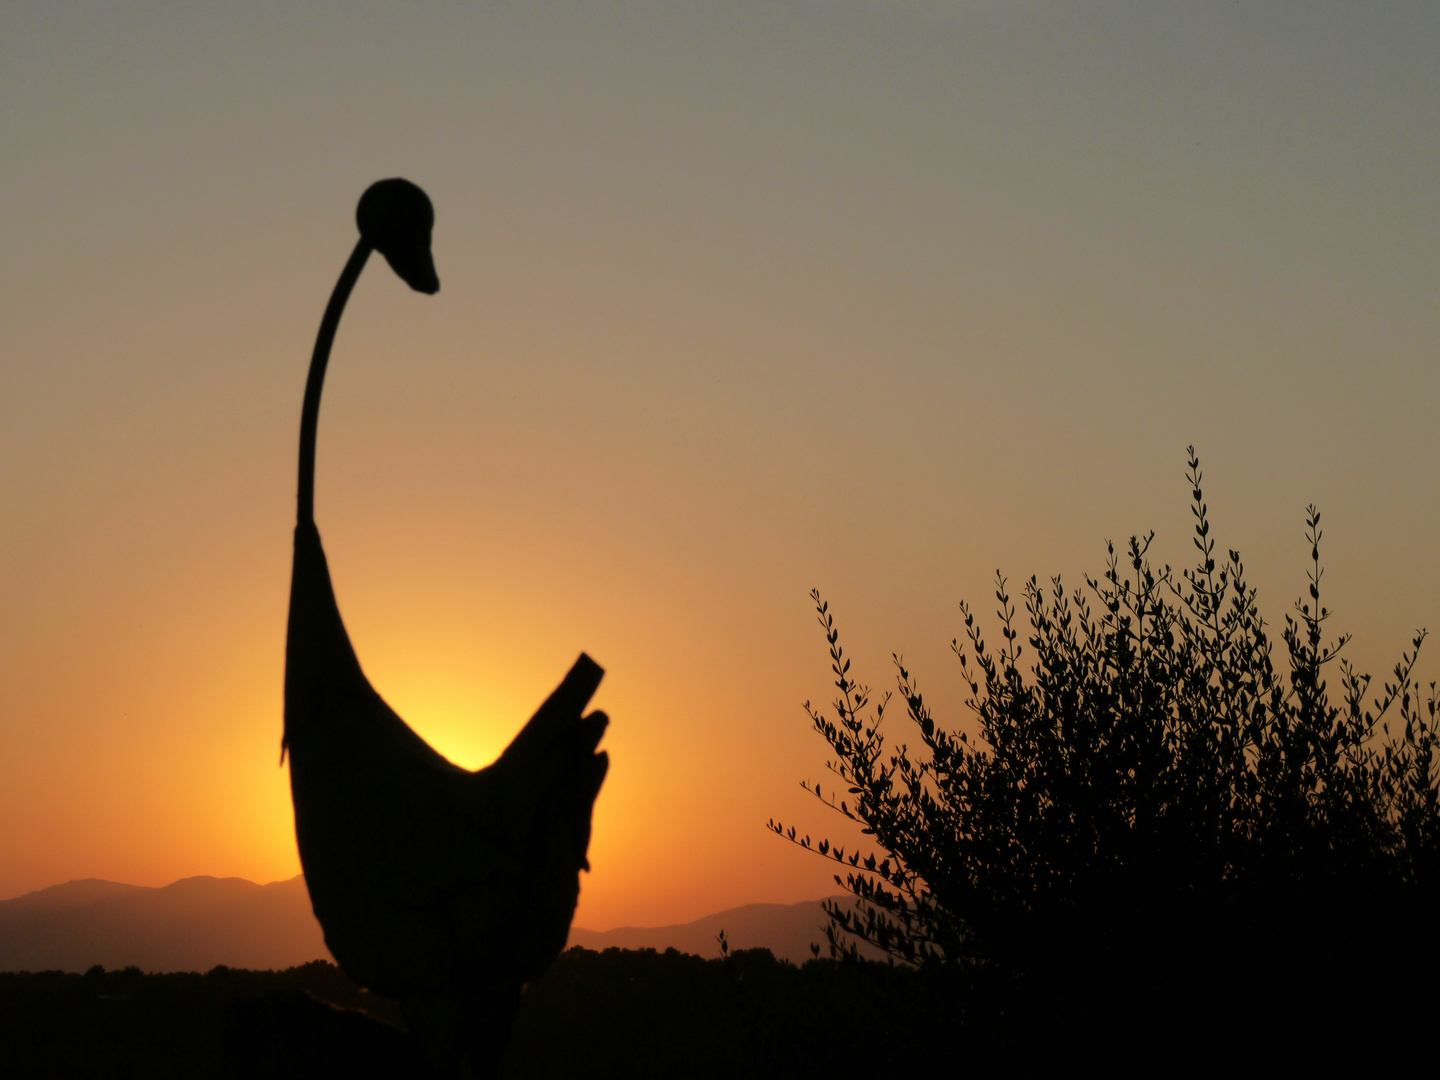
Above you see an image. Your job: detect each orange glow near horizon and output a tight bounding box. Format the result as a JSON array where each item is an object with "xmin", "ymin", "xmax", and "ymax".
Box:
[{"xmin": 3, "ymin": 3, "xmax": 1438, "ymax": 934}]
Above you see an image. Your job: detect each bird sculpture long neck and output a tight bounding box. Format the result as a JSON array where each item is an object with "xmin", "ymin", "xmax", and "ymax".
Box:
[{"xmin": 298, "ymin": 238, "xmax": 373, "ymax": 526}]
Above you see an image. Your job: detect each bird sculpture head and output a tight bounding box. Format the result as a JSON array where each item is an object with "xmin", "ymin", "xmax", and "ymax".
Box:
[{"xmin": 357, "ymin": 178, "xmax": 440, "ymax": 295}]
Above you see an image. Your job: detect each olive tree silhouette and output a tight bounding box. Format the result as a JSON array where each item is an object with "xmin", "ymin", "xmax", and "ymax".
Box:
[{"xmin": 773, "ymin": 448, "xmax": 1438, "ymax": 1062}]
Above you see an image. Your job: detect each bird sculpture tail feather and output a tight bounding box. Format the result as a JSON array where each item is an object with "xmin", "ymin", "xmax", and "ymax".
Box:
[
  {"xmin": 484, "ymin": 654, "xmax": 610, "ymax": 874},
  {"xmin": 499, "ymin": 654, "xmax": 605, "ymax": 764}
]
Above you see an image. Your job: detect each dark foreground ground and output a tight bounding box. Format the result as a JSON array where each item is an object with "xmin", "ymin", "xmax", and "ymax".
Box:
[
  {"xmin": 0, "ymin": 948, "xmax": 964, "ymax": 1079},
  {"xmin": 2, "ymin": 944, "xmax": 1431, "ymax": 1077}
]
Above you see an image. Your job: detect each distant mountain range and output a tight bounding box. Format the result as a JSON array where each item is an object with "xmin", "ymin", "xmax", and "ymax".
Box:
[
  {"xmin": 0, "ymin": 876, "xmax": 328, "ymax": 974},
  {"xmin": 0, "ymin": 877, "xmax": 865, "ymax": 973},
  {"xmin": 566, "ymin": 898, "xmax": 878, "ymax": 964}
]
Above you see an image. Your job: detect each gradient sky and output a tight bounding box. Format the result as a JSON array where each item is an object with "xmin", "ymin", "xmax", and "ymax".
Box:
[{"xmin": 2, "ymin": 1, "xmax": 1437, "ymax": 930}]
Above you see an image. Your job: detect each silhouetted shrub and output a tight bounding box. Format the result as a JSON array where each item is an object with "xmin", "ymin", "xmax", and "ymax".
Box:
[{"xmin": 775, "ymin": 448, "xmax": 1438, "ymax": 1064}]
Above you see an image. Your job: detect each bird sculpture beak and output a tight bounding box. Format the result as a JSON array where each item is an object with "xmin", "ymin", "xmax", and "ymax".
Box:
[{"xmin": 356, "ymin": 178, "xmax": 440, "ymax": 295}]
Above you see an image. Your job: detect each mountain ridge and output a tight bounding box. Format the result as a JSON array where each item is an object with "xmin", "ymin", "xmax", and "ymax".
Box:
[{"xmin": 0, "ymin": 876, "xmax": 862, "ymax": 971}]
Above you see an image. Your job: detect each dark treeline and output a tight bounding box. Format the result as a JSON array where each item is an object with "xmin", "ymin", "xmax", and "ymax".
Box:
[
  {"xmin": 2, "ymin": 949, "xmax": 973, "ymax": 1079},
  {"xmin": 1, "ymin": 961, "xmax": 394, "ymax": 1079},
  {"xmin": 7, "ymin": 937, "xmax": 1425, "ymax": 1076}
]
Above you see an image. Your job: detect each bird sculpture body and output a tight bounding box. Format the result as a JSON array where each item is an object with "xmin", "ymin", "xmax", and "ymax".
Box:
[{"xmin": 283, "ymin": 179, "xmax": 608, "ymax": 1077}]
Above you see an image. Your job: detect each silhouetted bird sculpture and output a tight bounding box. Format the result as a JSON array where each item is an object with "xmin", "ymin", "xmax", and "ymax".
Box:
[{"xmin": 283, "ymin": 178, "xmax": 609, "ymax": 1078}]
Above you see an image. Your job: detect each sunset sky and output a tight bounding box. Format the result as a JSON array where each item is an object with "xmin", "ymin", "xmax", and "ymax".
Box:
[{"xmin": 2, "ymin": 2, "xmax": 1437, "ymax": 931}]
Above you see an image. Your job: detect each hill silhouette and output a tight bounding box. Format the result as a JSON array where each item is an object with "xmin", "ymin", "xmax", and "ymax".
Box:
[
  {"xmin": 0, "ymin": 877, "xmax": 856, "ymax": 971},
  {"xmin": 567, "ymin": 899, "xmax": 883, "ymax": 963},
  {"xmin": 0, "ymin": 877, "xmax": 329, "ymax": 973}
]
